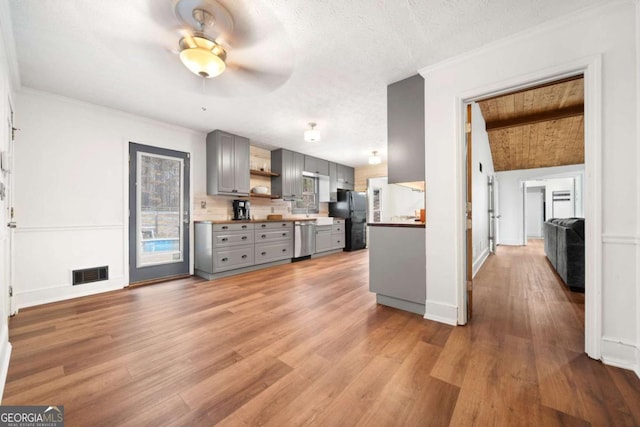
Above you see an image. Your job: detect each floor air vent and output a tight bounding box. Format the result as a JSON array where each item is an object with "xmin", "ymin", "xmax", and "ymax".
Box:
[{"xmin": 73, "ymin": 266, "xmax": 108, "ymax": 285}]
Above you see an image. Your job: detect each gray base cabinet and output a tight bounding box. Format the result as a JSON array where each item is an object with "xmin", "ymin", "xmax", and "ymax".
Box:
[
  {"xmin": 195, "ymin": 221, "xmax": 293, "ymax": 279},
  {"xmin": 314, "ymin": 219, "xmax": 345, "ymax": 255},
  {"xmin": 369, "ymin": 225, "xmax": 426, "ymax": 315},
  {"xmin": 331, "ymin": 219, "xmax": 346, "ymax": 249},
  {"xmin": 315, "ymin": 226, "xmax": 332, "ymax": 253}
]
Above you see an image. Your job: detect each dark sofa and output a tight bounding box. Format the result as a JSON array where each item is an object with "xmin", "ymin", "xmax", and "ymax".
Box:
[{"xmin": 543, "ymin": 218, "xmax": 585, "ymax": 291}]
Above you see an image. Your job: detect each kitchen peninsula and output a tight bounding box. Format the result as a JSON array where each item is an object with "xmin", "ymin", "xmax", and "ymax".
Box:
[{"xmin": 368, "ymin": 221, "xmax": 426, "ymax": 315}]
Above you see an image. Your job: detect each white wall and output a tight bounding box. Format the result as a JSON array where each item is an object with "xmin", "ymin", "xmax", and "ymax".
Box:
[
  {"xmin": 0, "ymin": 0, "xmax": 16, "ymax": 401},
  {"xmin": 420, "ymin": 0, "xmax": 639, "ymax": 373},
  {"xmin": 497, "ymin": 165, "xmax": 583, "ymax": 245},
  {"xmin": 367, "ymin": 176, "xmax": 424, "ymax": 222},
  {"xmin": 13, "ymin": 90, "xmax": 206, "ymax": 308},
  {"xmin": 471, "ymin": 102, "xmax": 495, "ymax": 275}
]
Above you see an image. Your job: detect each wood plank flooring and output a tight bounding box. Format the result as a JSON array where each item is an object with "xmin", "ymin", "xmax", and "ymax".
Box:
[{"xmin": 4, "ymin": 241, "xmax": 640, "ymax": 426}]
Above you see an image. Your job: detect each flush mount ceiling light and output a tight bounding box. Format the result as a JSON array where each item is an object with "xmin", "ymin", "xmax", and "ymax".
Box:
[
  {"xmin": 178, "ymin": 8, "xmax": 227, "ymax": 78},
  {"xmin": 368, "ymin": 150, "xmax": 382, "ymax": 165},
  {"xmin": 304, "ymin": 123, "xmax": 321, "ymax": 142}
]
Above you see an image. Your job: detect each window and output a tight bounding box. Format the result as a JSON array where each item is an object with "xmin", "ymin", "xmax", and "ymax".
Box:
[{"xmin": 293, "ymin": 176, "xmax": 319, "ymax": 214}]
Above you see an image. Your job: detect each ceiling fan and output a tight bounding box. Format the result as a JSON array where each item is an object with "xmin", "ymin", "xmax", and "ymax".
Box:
[{"xmin": 171, "ymin": 0, "xmax": 294, "ymax": 96}]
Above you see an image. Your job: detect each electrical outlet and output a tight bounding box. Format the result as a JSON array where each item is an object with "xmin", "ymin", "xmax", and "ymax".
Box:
[
  {"xmin": 200, "ymin": 201, "xmax": 207, "ymax": 209},
  {"xmin": 270, "ymin": 207, "xmax": 275, "ymax": 213}
]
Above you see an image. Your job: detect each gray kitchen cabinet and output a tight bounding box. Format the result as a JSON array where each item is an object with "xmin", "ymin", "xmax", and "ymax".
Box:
[
  {"xmin": 331, "ymin": 219, "xmax": 346, "ymax": 249},
  {"xmin": 206, "ymin": 130, "xmax": 251, "ymax": 196},
  {"xmin": 271, "ymin": 149, "xmax": 304, "ymax": 200},
  {"xmin": 369, "ymin": 225, "xmax": 426, "ymax": 315},
  {"xmin": 195, "ymin": 222, "xmax": 256, "ymax": 276},
  {"xmin": 335, "ymin": 163, "xmax": 355, "ymax": 190},
  {"xmin": 195, "ymin": 221, "xmax": 293, "ymax": 279},
  {"xmin": 254, "ymin": 221, "xmax": 293, "ymax": 265},
  {"xmin": 304, "ymin": 155, "xmax": 329, "ymax": 176},
  {"xmin": 315, "ymin": 226, "xmax": 332, "ymax": 253},
  {"xmin": 387, "ymin": 74, "xmax": 425, "ymax": 184},
  {"xmin": 329, "ymin": 162, "xmax": 338, "ymax": 202}
]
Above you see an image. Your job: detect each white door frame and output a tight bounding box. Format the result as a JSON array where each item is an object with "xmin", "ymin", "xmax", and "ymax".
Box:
[{"xmin": 456, "ymin": 55, "xmax": 602, "ymax": 359}]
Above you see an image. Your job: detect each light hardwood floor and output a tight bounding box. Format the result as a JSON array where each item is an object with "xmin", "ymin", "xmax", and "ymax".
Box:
[{"xmin": 4, "ymin": 241, "xmax": 640, "ymax": 426}]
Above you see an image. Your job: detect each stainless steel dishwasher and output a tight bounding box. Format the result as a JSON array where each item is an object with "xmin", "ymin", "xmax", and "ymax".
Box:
[{"xmin": 294, "ymin": 221, "xmax": 316, "ymax": 259}]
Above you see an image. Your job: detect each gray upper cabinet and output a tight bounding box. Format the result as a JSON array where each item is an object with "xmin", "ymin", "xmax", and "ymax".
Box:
[
  {"xmin": 329, "ymin": 162, "xmax": 338, "ymax": 202},
  {"xmin": 336, "ymin": 164, "xmax": 354, "ymax": 188},
  {"xmin": 387, "ymin": 74, "xmax": 425, "ymax": 184},
  {"xmin": 206, "ymin": 130, "xmax": 250, "ymax": 196},
  {"xmin": 304, "ymin": 155, "xmax": 329, "ymax": 176},
  {"xmin": 271, "ymin": 149, "xmax": 304, "ymax": 200}
]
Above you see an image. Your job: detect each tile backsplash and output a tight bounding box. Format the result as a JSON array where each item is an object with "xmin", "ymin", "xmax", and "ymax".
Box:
[{"xmin": 193, "ymin": 194, "xmax": 328, "ymax": 221}]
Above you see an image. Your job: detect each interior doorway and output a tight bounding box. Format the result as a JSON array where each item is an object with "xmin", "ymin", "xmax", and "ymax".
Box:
[{"xmin": 462, "ymin": 71, "xmax": 591, "ymax": 354}]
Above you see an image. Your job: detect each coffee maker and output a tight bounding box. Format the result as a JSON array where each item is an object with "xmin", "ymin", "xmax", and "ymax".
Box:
[{"xmin": 232, "ymin": 199, "xmax": 251, "ymax": 220}]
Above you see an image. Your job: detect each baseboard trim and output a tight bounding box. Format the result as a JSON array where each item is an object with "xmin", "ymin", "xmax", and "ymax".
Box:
[
  {"xmin": 472, "ymin": 248, "xmax": 490, "ymax": 278},
  {"xmin": 376, "ymin": 294, "xmax": 425, "ymax": 316},
  {"xmin": 498, "ymin": 239, "xmax": 524, "ymax": 246},
  {"xmin": 16, "ymin": 277, "xmax": 126, "ymax": 309},
  {"xmin": 0, "ymin": 324, "xmax": 12, "ymax": 402},
  {"xmin": 601, "ymin": 337, "xmax": 640, "ymax": 377},
  {"xmin": 423, "ymin": 300, "xmax": 458, "ymax": 326}
]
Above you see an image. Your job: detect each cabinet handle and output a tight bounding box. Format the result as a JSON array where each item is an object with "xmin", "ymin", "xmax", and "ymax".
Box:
[
  {"xmin": 242, "ymin": 236, "xmax": 248, "ymax": 240},
  {"xmin": 242, "ymin": 225, "xmax": 247, "ymax": 229},
  {"xmin": 261, "ymin": 234, "xmax": 267, "ymax": 238},
  {"xmin": 282, "ymin": 223, "xmax": 287, "ymax": 227},
  {"xmin": 221, "ymin": 238, "xmax": 228, "ymax": 242},
  {"xmin": 222, "ymin": 226, "xmax": 228, "ymax": 230},
  {"xmin": 242, "ymin": 255, "xmax": 247, "ymax": 259},
  {"xmin": 222, "ymin": 257, "xmax": 228, "ymax": 262},
  {"xmin": 282, "ymin": 233, "xmax": 287, "ymax": 236},
  {"xmin": 261, "ymin": 224, "xmax": 266, "ymax": 228},
  {"xmin": 282, "ymin": 248, "xmax": 287, "ymax": 252},
  {"xmin": 261, "ymin": 251, "xmax": 267, "ymax": 256}
]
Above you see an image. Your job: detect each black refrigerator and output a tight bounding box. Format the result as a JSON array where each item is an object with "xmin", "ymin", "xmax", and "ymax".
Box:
[{"xmin": 329, "ymin": 190, "xmax": 367, "ymax": 251}]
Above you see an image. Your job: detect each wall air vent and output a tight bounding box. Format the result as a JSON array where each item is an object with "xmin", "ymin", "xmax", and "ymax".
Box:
[{"xmin": 73, "ymin": 266, "xmax": 108, "ymax": 285}]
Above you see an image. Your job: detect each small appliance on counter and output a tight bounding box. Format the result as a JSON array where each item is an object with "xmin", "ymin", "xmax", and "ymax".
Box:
[{"xmin": 232, "ymin": 199, "xmax": 251, "ymax": 220}]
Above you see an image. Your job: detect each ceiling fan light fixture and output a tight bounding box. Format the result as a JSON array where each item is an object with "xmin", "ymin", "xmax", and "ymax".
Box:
[
  {"xmin": 304, "ymin": 122, "xmax": 320, "ymax": 142},
  {"xmin": 179, "ymin": 35, "xmax": 226, "ymax": 78},
  {"xmin": 368, "ymin": 150, "xmax": 382, "ymax": 165}
]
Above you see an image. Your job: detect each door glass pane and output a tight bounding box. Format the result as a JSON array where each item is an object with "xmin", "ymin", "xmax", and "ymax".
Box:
[{"xmin": 137, "ymin": 152, "xmax": 184, "ymax": 267}]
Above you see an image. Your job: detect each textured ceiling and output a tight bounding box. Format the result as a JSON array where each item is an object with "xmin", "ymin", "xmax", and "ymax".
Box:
[{"xmin": 8, "ymin": 0, "xmax": 608, "ymax": 166}]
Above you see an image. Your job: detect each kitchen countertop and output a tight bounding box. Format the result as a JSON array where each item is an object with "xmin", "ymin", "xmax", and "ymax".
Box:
[
  {"xmin": 367, "ymin": 222, "xmax": 425, "ymax": 228},
  {"xmin": 194, "ymin": 218, "xmax": 320, "ymax": 224}
]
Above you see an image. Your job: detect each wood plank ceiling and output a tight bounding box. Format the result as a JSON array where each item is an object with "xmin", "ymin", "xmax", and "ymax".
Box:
[{"xmin": 477, "ymin": 76, "xmax": 584, "ymax": 172}]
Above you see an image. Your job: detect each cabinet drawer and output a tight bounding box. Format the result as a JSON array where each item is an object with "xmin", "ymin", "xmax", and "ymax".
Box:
[
  {"xmin": 255, "ymin": 241, "xmax": 293, "ymax": 264},
  {"xmin": 254, "ymin": 229, "xmax": 292, "ymax": 242},
  {"xmin": 316, "ymin": 225, "xmax": 332, "ymax": 232},
  {"xmin": 212, "ymin": 223, "xmax": 254, "ymax": 232},
  {"xmin": 213, "ymin": 231, "xmax": 253, "ymax": 247},
  {"xmin": 213, "ymin": 246, "xmax": 254, "ymax": 272},
  {"xmin": 331, "ymin": 224, "xmax": 344, "ymax": 235},
  {"xmin": 332, "ymin": 235, "xmax": 345, "ymax": 249},
  {"xmin": 333, "ymin": 219, "xmax": 345, "ymax": 225},
  {"xmin": 254, "ymin": 221, "xmax": 293, "ymax": 230}
]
